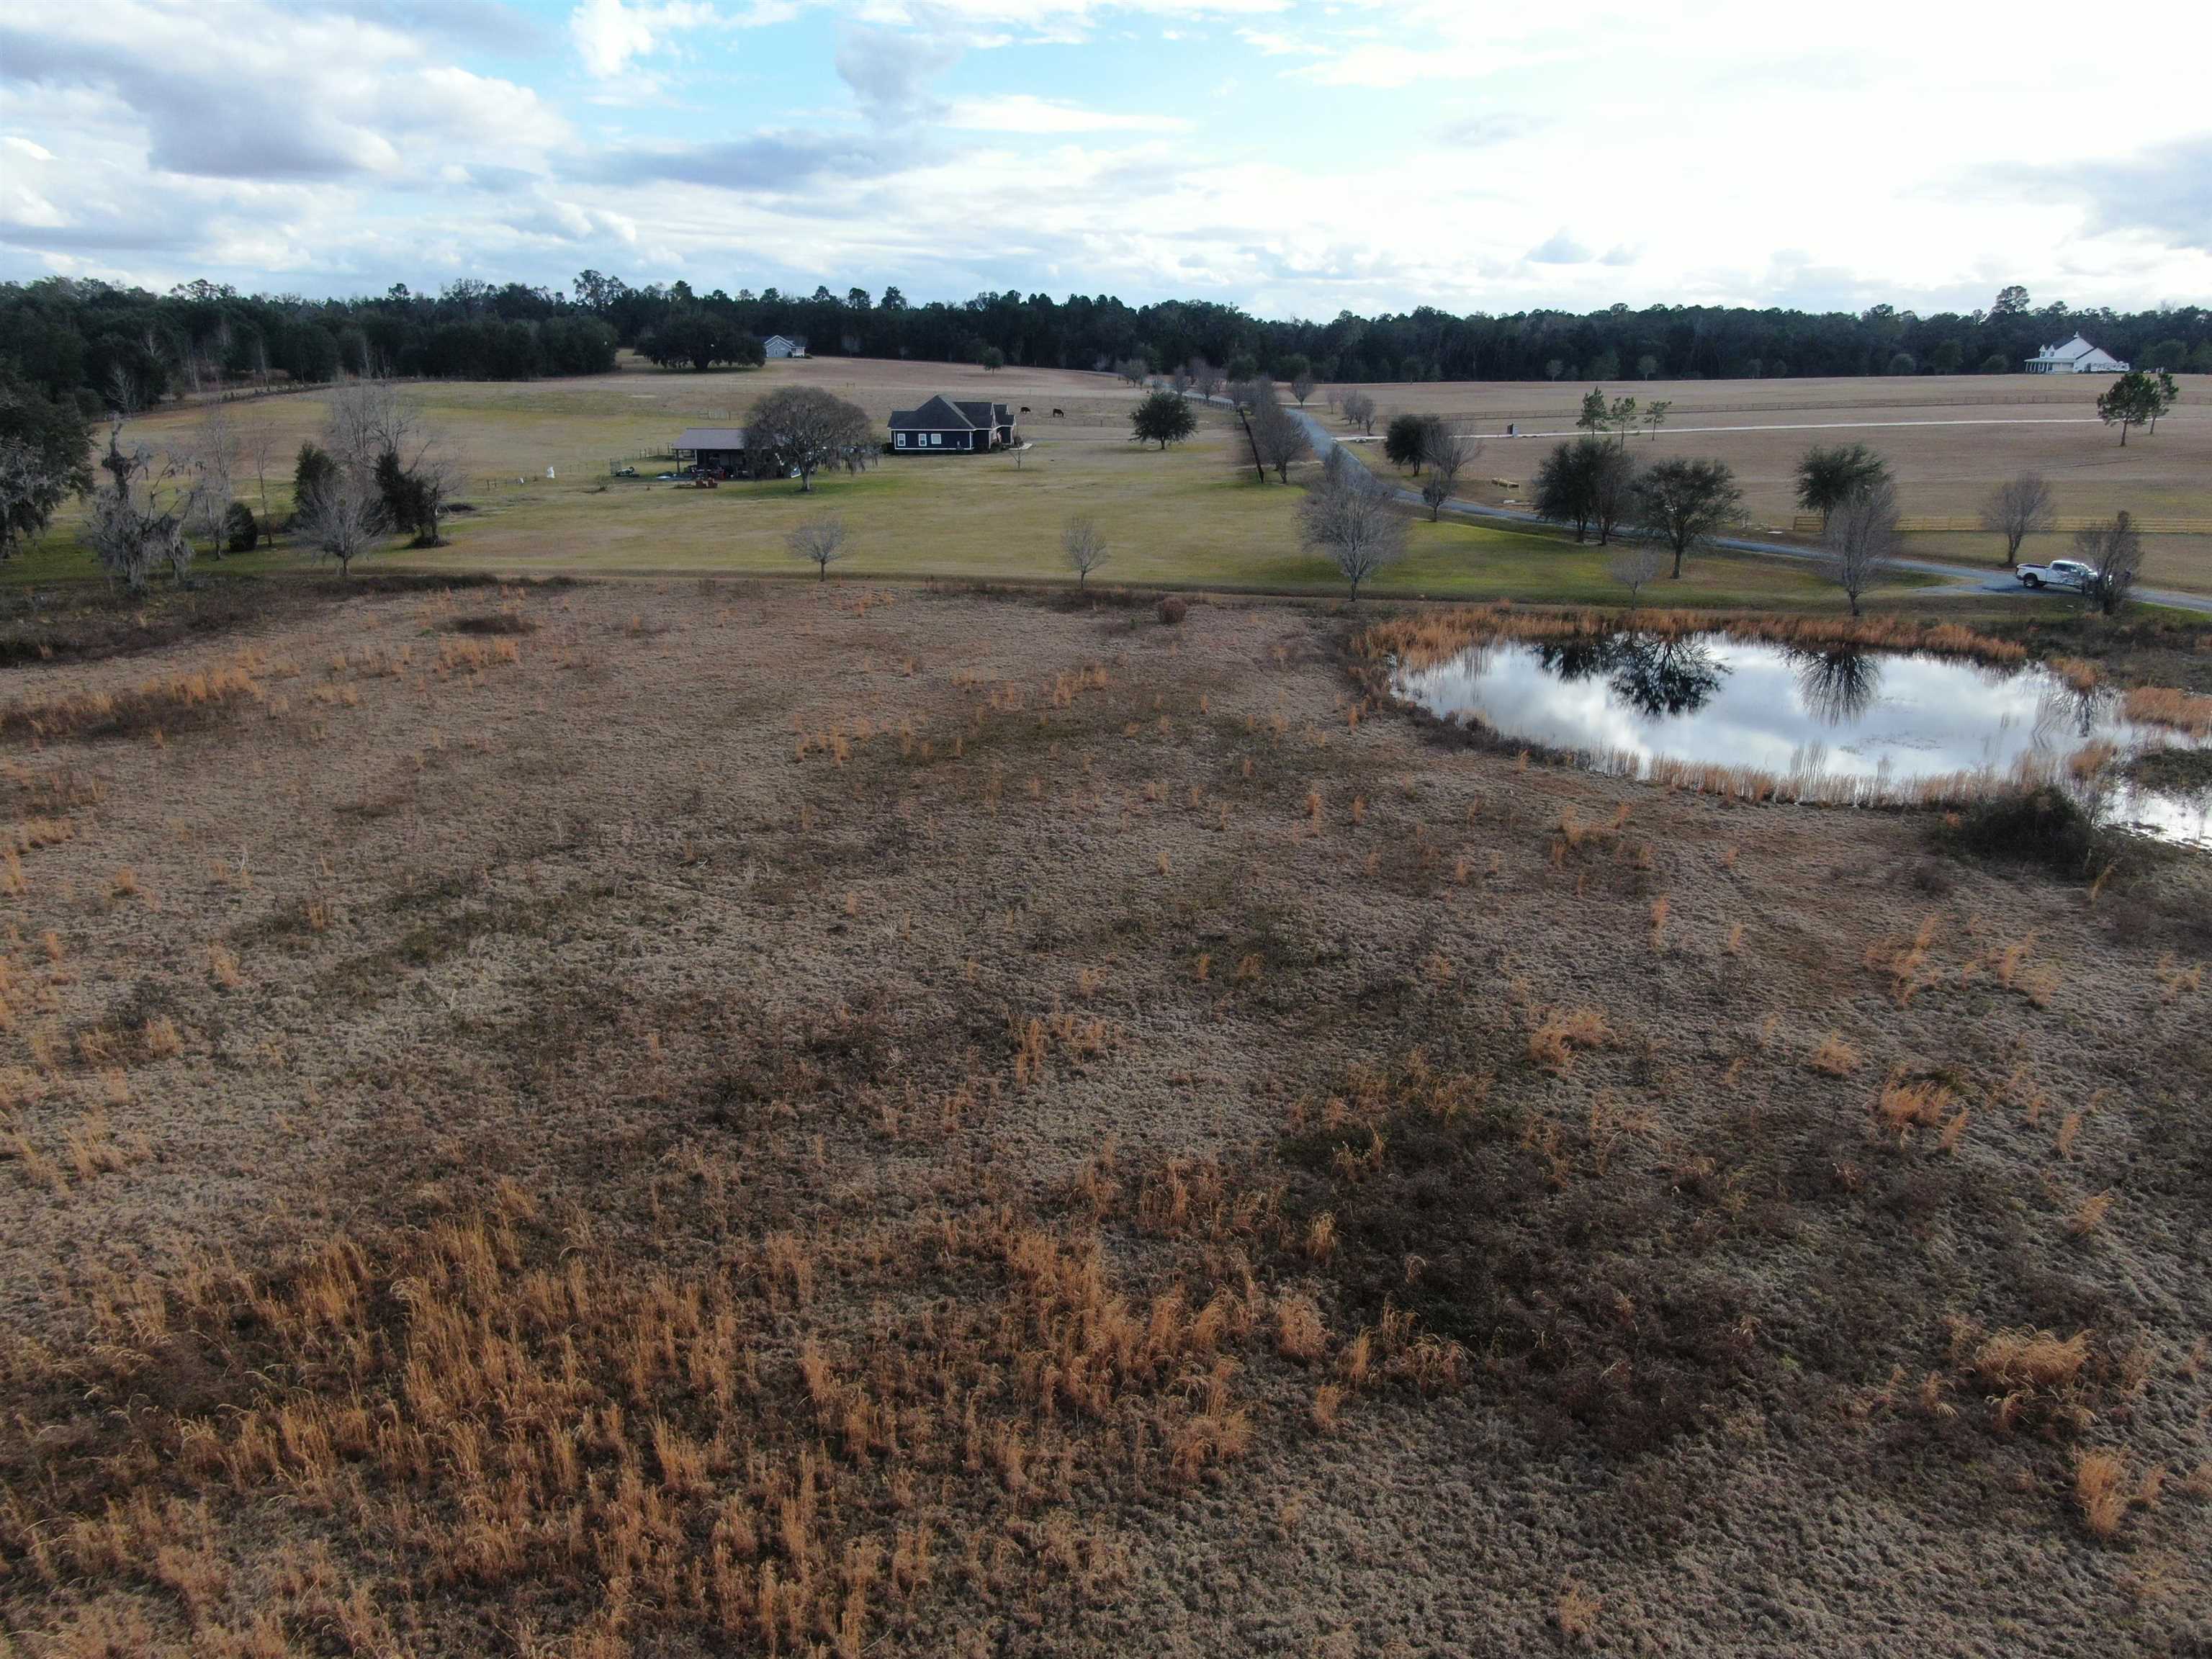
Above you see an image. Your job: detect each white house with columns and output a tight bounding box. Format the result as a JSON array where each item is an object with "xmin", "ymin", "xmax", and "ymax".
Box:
[{"xmin": 2025, "ymin": 334, "xmax": 2128, "ymax": 374}]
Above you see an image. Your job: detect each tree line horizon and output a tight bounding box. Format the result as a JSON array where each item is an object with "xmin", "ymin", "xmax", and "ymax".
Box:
[{"xmin": 3, "ymin": 272, "xmax": 2208, "ymax": 414}]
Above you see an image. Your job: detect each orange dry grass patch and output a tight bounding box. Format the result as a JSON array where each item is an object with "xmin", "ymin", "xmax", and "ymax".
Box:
[
  {"xmin": 1527, "ymin": 1008, "xmax": 1612, "ymax": 1074},
  {"xmin": 1274, "ymin": 1296, "xmax": 1328, "ymax": 1363},
  {"xmin": 1875, "ymin": 1076, "xmax": 1957, "ymax": 1142},
  {"xmin": 0, "ymin": 656, "xmax": 271, "ymax": 742},
  {"xmin": 1972, "ymin": 1327, "xmax": 2090, "ymax": 1392},
  {"xmin": 2121, "ymin": 685, "xmax": 2212, "ymax": 738},
  {"xmin": 2075, "ymin": 1449, "xmax": 2130, "ymax": 1540},
  {"xmin": 1962, "ymin": 1326, "xmax": 2097, "ymax": 1436},
  {"xmin": 1865, "ymin": 912, "xmax": 1946, "ymax": 1004},
  {"xmin": 1806, "ymin": 1032, "xmax": 1860, "ymax": 1076},
  {"xmin": 10, "ymin": 1188, "xmax": 1277, "ymax": 1656}
]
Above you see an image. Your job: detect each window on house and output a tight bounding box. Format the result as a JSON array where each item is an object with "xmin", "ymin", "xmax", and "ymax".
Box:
[
  {"xmin": 930, "ymin": 433, "xmax": 941, "ymax": 446},
  {"xmin": 895, "ymin": 433, "xmax": 906, "ymax": 447}
]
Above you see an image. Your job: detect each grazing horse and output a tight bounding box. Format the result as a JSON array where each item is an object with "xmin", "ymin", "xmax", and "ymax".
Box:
[
  {"xmin": 1019, "ymin": 406, "xmax": 1031, "ymax": 414},
  {"xmin": 1051, "ymin": 408, "xmax": 1066, "ymax": 418}
]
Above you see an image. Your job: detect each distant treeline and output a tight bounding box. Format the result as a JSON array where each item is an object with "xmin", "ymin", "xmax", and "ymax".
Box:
[
  {"xmin": 0, "ymin": 278, "xmax": 619, "ymax": 413},
  {"xmin": 4, "ymin": 273, "xmax": 2208, "ymax": 410}
]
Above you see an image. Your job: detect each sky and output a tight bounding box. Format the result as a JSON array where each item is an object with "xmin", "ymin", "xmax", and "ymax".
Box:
[{"xmin": 2, "ymin": 0, "xmax": 2208, "ymax": 320}]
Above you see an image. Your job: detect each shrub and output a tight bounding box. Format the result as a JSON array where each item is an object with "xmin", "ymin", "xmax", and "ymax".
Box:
[
  {"xmin": 222, "ymin": 501, "xmax": 258, "ymax": 552},
  {"xmin": 1934, "ymin": 785, "xmax": 2097, "ymax": 877},
  {"xmin": 1158, "ymin": 595, "xmax": 1187, "ymax": 626}
]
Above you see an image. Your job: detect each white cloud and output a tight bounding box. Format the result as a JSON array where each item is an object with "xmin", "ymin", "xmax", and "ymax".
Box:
[
  {"xmin": 946, "ymin": 95, "xmax": 1186, "ymax": 134},
  {"xmin": 3, "ymin": 0, "xmax": 2208, "ymax": 315},
  {"xmin": 567, "ymin": 0, "xmax": 721, "ymax": 78}
]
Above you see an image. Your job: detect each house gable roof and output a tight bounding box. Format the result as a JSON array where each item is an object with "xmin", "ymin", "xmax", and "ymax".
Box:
[
  {"xmin": 2033, "ymin": 335, "xmax": 2100, "ymax": 360},
  {"xmin": 889, "ymin": 394, "xmax": 976, "ymax": 431},
  {"xmin": 954, "ymin": 400, "xmax": 1012, "ymax": 427},
  {"xmin": 673, "ymin": 426, "xmax": 748, "ymax": 449}
]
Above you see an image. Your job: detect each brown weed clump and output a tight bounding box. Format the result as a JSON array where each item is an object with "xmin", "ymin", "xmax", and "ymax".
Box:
[
  {"xmin": 1527, "ymin": 1008, "xmax": 1612, "ymax": 1075},
  {"xmin": 1, "ymin": 657, "xmax": 269, "ymax": 742}
]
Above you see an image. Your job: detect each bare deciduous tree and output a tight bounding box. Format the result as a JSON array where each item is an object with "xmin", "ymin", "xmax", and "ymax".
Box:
[
  {"xmin": 240, "ymin": 415, "xmax": 281, "ymax": 547},
  {"xmin": 85, "ymin": 422, "xmax": 200, "ymax": 593},
  {"xmin": 1299, "ymin": 447, "xmax": 1406, "ymax": 603},
  {"xmin": 1190, "ymin": 360, "xmax": 1226, "ymax": 403},
  {"xmin": 1115, "ymin": 358, "xmax": 1150, "ymax": 387},
  {"xmin": 1979, "ymin": 472, "xmax": 2056, "ymax": 567},
  {"xmin": 2076, "ymin": 511, "xmax": 2145, "ymax": 615},
  {"xmin": 180, "ymin": 401, "xmax": 240, "ymax": 557},
  {"xmin": 1062, "ymin": 515, "xmax": 1109, "ymax": 588},
  {"xmin": 1607, "ymin": 541, "xmax": 1668, "ymax": 605},
  {"xmin": 297, "ymin": 469, "xmax": 378, "ymax": 577},
  {"xmin": 1290, "ymin": 370, "xmax": 1317, "ymax": 408},
  {"xmin": 788, "ymin": 515, "xmax": 850, "ymax": 580},
  {"xmin": 1249, "ymin": 391, "xmax": 1312, "ymax": 482},
  {"xmin": 323, "ymin": 374, "xmax": 466, "ymax": 544},
  {"xmin": 104, "ymin": 362, "xmax": 141, "ymax": 418},
  {"xmin": 1340, "ymin": 390, "xmax": 1377, "ymax": 434},
  {"xmin": 324, "ymin": 377, "xmax": 413, "ymax": 475},
  {"xmin": 1822, "ymin": 479, "xmax": 1901, "ymax": 616},
  {"xmin": 1419, "ymin": 426, "xmax": 1480, "ymax": 521}
]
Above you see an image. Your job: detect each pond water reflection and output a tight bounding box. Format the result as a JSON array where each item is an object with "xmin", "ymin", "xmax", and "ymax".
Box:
[{"xmin": 1393, "ymin": 633, "xmax": 2211, "ymax": 847}]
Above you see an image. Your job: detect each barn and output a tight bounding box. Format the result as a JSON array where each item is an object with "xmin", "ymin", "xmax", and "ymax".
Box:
[
  {"xmin": 888, "ymin": 395, "xmax": 1017, "ymax": 454},
  {"xmin": 672, "ymin": 426, "xmax": 749, "ymax": 474}
]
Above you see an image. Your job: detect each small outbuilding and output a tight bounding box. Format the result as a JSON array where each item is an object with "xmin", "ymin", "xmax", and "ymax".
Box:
[
  {"xmin": 2025, "ymin": 334, "xmax": 2129, "ymax": 374},
  {"xmin": 672, "ymin": 426, "xmax": 750, "ymax": 473},
  {"xmin": 888, "ymin": 395, "xmax": 1017, "ymax": 454}
]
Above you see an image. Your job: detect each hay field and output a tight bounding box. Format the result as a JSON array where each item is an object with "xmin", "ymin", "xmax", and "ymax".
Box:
[
  {"xmin": 1325, "ymin": 374, "xmax": 2212, "ymax": 590},
  {"xmin": 2, "ymin": 580, "xmax": 2208, "ymax": 1655},
  {"xmin": 16, "ymin": 359, "xmax": 1924, "ymax": 611}
]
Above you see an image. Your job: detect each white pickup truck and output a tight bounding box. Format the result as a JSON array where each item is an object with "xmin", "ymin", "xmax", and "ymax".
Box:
[{"xmin": 2015, "ymin": 557, "xmax": 2098, "ymax": 592}]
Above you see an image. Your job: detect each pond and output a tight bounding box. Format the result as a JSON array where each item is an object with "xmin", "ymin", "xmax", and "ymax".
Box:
[{"xmin": 1392, "ymin": 632, "xmax": 2212, "ymax": 847}]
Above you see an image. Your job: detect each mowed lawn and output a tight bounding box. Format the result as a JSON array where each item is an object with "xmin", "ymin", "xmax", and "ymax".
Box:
[{"xmin": 10, "ymin": 356, "xmax": 1930, "ymax": 608}]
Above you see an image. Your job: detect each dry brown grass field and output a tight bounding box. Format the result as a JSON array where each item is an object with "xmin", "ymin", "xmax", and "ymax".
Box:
[
  {"xmin": 1331, "ymin": 374, "xmax": 2212, "ymax": 590},
  {"xmin": 3, "ymin": 580, "xmax": 2209, "ymax": 1656}
]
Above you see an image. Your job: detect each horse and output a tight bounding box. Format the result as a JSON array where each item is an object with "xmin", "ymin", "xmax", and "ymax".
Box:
[
  {"xmin": 1019, "ymin": 406, "xmax": 1031, "ymax": 414},
  {"xmin": 1051, "ymin": 408, "xmax": 1066, "ymax": 418}
]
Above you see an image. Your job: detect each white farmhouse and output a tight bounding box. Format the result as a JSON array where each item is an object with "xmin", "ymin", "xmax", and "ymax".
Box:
[
  {"xmin": 2024, "ymin": 334, "xmax": 2128, "ymax": 374},
  {"xmin": 763, "ymin": 335, "xmax": 808, "ymax": 359}
]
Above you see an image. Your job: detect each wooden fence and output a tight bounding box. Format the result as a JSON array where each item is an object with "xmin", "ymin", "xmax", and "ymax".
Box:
[
  {"xmin": 1789, "ymin": 514, "xmax": 2212, "ymax": 536},
  {"xmin": 1391, "ymin": 387, "xmax": 2103, "ymax": 430}
]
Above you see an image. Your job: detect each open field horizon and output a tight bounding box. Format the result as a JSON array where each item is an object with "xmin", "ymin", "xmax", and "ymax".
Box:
[{"xmin": 15, "ymin": 358, "xmax": 2206, "ymax": 602}]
